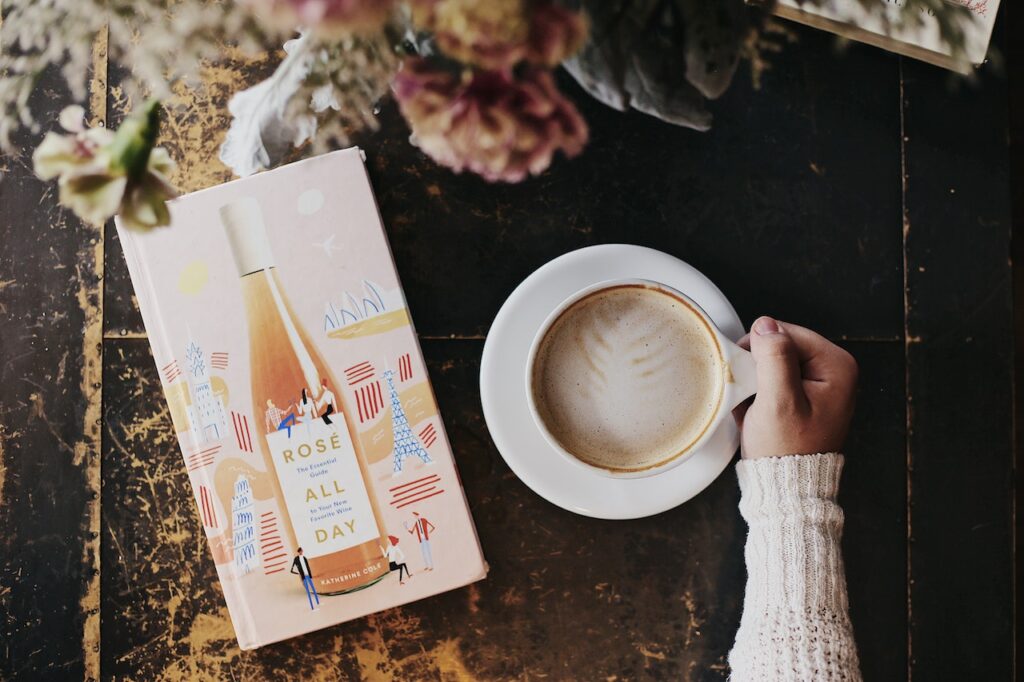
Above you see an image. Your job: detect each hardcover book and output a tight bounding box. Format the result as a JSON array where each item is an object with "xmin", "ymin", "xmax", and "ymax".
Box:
[
  {"xmin": 769, "ymin": 0, "xmax": 999, "ymax": 73},
  {"xmin": 116, "ymin": 148, "xmax": 487, "ymax": 649}
]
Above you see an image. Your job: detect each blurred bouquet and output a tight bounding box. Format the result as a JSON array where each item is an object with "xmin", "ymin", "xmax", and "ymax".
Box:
[{"xmin": 0, "ymin": 0, "xmax": 969, "ymax": 228}]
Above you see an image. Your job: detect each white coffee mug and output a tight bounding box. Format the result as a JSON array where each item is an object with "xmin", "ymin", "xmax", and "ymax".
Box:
[{"xmin": 525, "ymin": 278, "xmax": 757, "ymax": 479}]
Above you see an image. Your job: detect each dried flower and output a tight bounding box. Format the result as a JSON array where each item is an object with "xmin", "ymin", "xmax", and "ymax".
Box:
[
  {"xmin": 33, "ymin": 100, "xmax": 178, "ymax": 230},
  {"xmin": 241, "ymin": 0, "xmax": 396, "ymax": 34},
  {"xmin": 0, "ymin": 0, "xmax": 270, "ymax": 149},
  {"xmin": 412, "ymin": 0, "xmax": 586, "ymax": 69},
  {"xmin": 393, "ymin": 58, "xmax": 588, "ymax": 183},
  {"xmin": 115, "ymin": 145, "xmax": 178, "ymax": 231},
  {"xmin": 33, "ymin": 107, "xmax": 113, "ymax": 179},
  {"xmin": 524, "ymin": 2, "xmax": 587, "ymax": 67}
]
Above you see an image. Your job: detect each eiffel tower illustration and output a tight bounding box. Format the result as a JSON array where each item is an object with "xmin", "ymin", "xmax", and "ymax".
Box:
[{"xmin": 383, "ymin": 368, "xmax": 433, "ymax": 475}]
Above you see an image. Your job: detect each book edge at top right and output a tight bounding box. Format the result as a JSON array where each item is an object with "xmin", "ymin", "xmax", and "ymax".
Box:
[{"xmin": 769, "ymin": 0, "xmax": 1000, "ymax": 73}]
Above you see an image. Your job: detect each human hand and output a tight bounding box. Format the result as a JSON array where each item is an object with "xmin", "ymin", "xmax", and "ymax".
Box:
[{"xmin": 734, "ymin": 316, "xmax": 858, "ymax": 459}]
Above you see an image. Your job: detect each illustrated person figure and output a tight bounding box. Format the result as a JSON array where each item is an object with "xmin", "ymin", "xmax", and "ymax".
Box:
[
  {"xmin": 379, "ymin": 535, "xmax": 412, "ymax": 585},
  {"xmin": 266, "ymin": 397, "xmax": 297, "ymax": 437},
  {"xmin": 296, "ymin": 387, "xmax": 317, "ymax": 425},
  {"xmin": 264, "ymin": 398, "xmax": 286, "ymax": 434},
  {"xmin": 728, "ymin": 317, "xmax": 861, "ymax": 680},
  {"xmin": 290, "ymin": 547, "xmax": 319, "ymax": 611},
  {"xmin": 405, "ymin": 511, "xmax": 436, "ymax": 571},
  {"xmin": 317, "ymin": 378, "xmax": 336, "ymax": 425}
]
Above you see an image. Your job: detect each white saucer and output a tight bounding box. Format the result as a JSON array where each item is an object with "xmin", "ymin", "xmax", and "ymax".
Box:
[{"xmin": 479, "ymin": 245, "xmax": 745, "ymax": 520}]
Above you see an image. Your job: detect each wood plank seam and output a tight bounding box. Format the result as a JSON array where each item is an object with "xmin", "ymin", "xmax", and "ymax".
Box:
[
  {"xmin": 80, "ymin": 25, "xmax": 108, "ymax": 682},
  {"xmin": 898, "ymin": 56, "xmax": 915, "ymax": 682}
]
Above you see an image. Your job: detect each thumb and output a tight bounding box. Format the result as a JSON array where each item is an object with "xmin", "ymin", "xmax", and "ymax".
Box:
[{"xmin": 749, "ymin": 316, "xmax": 806, "ymax": 410}]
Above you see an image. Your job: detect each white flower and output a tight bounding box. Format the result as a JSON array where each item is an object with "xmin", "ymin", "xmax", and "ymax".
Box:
[
  {"xmin": 58, "ymin": 104, "xmax": 87, "ymax": 133},
  {"xmin": 33, "ymin": 101, "xmax": 178, "ymax": 230}
]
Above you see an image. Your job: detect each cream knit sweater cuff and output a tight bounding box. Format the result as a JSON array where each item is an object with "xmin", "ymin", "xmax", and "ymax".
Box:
[{"xmin": 728, "ymin": 453, "xmax": 862, "ymax": 682}]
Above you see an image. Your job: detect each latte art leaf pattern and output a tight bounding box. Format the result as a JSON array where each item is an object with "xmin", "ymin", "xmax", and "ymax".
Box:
[{"xmin": 533, "ymin": 286, "xmax": 723, "ymax": 472}]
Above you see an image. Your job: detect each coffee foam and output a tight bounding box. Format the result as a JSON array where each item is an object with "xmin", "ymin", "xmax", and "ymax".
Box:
[{"xmin": 531, "ymin": 285, "xmax": 723, "ymax": 472}]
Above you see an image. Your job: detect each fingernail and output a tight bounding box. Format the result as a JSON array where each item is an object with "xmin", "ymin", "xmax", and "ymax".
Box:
[{"xmin": 753, "ymin": 316, "xmax": 781, "ymax": 335}]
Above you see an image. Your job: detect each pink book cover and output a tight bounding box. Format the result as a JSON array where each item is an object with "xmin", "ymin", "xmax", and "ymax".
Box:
[{"xmin": 115, "ymin": 148, "xmax": 487, "ymax": 649}]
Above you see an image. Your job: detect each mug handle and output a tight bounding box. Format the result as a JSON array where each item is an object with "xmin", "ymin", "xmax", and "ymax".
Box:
[{"xmin": 722, "ymin": 341, "xmax": 757, "ymax": 409}]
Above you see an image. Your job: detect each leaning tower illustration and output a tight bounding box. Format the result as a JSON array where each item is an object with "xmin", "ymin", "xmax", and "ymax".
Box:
[
  {"xmin": 382, "ymin": 368, "xmax": 433, "ymax": 474},
  {"xmin": 231, "ymin": 476, "xmax": 259, "ymax": 575}
]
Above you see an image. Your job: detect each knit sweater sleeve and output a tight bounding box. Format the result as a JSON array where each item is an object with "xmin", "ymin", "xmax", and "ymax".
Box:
[{"xmin": 727, "ymin": 453, "xmax": 862, "ymax": 682}]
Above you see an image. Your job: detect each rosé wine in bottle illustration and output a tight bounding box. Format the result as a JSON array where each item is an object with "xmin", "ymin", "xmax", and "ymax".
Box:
[{"xmin": 221, "ymin": 197, "xmax": 389, "ymax": 595}]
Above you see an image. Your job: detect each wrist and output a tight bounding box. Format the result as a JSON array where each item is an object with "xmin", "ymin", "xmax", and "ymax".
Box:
[
  {"xmin": 740, "ymin": 440, "xmax": 848, "ymax": 460},
  {"xmin": 735, "ymin": 453, "xmax": 849, "ymax": 614},
  {"xmin": 736, "ymin": 452, "xmax": 844, "ymax": 522}
]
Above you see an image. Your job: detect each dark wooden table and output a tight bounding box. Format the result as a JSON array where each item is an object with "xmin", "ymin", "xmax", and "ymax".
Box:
[{"xmin": 1, "ymin": 17, "xmax": 1017, "ymax": 681}]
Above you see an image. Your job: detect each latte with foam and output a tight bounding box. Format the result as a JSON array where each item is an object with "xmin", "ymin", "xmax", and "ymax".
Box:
[{"xmin": 530, "ymin": 284, "xmax": 724, "ymax": 473}]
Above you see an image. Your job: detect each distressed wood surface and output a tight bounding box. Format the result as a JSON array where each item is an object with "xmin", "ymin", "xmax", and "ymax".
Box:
[
  {"xmin": 0, "ymin": 69, "xmax": 102, "ymax": 681},
  {"xmin": 1011, "ymin": 10, "xmax": 1024, "ymax": 663},
  {"xmin": 1, "ymin": 17, "xmax": 1017, "ymax": 682},
  {"xmin": 901, "ymin": 53, "xmax": 1014, "ymax": 678}
]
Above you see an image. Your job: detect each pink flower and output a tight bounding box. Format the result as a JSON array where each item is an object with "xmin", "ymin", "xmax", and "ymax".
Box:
[
  {"xmin": 411, "ymin": 0, "xmax": 586, "ymax": 69},
  {"xmin": 242, "ymin": 0, "xmax": 395, "ymax": 34},
  {"xmin": 393, "ymin": 58, "xmax": 588, "ymax": 183},
  {"xmin": 524, "ymin": 2, "xmax": 587, "ymax": 67}
]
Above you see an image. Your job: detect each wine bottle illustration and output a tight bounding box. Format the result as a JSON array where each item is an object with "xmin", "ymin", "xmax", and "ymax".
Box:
[{"xmin": 220, "ymin": 197, "xmax": 388, "ymax": 595}]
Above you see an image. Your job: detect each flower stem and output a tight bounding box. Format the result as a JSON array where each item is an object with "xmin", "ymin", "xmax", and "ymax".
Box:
[{"xmin": 108, "ymin": 98, "xmax": 161, "ymax": 181}]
